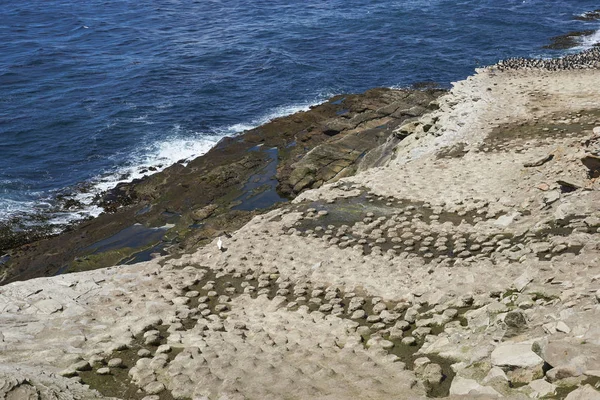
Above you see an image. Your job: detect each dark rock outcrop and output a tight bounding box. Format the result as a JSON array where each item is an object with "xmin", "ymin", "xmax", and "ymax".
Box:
[
  {"xmin": 282, "ymin": 89, "xmax": 443, "ymax": 194},
  {"xmin": 574, "ymin": 9, "xmax": 600, "ymax": 21},
  {"xmin": 0, "ymin": 88, "xmax": 444, "ymax": 284},
  {"xmin": 543, "ymin": 30, "xmax": 596, "ymax": 50}
]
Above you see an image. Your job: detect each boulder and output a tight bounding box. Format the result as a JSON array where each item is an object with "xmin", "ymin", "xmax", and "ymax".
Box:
[
  {"xmin": 492, "ymin": 343, "xmax": 544, "ymax": 369},
  {"xmin": 421, "ymin": 363, "xmax": 443, "ymax": 385},
  {"xmin": 565, "ymin": 385, "xmax": 600, "ymax": 400},
  {"xmin": 543, "ymin": 191, "xmax": 560, "ymax": 205},
  {"xmin": 556, "ymin": 321, "xmax": 571, "ymax": 334},
  {"xmin": 581, "ymin": 155, "xmax": 600, "ymax": 177},
  {"xmin": 492, "ymin": 343, "xmax": 545, "ymax": 383},
  {"xmin": 107, "ymin": 358, "xmax": 123, "ymax": 368},
  {"xmin": 71, "ymin": 361, "xmax": 92, "ymax": 372},
  {"xmin": 144, "ymin": 382, "xmax": 165, "ymax": 395},
  {"xmin": 449, "ymin": 377, "xmax": 502, "ymax": 397},
  {"xmin": 191, "ymin": 204, "xmax": 218, "ymax": 221},
  {"xmin": 555, "ymin": 202, "xmax": 577, "ymax": 221},
  {"xmin": 542, "ymin": 341, "xmax": 600, "ymax": 376},
  {"xmin": 394, "ymin": 121, "xmax": 421, "ymax": 137},
  {"xmin": 504, "ymin": 310, "xmax": 528, "ymax": 329},
  {"xmin": 494, "ymin": 212, "xmax": 521, "ymax": 228},
  {"xmin": 482, "ymin": 366, "xmax": 508, "ymax": 384},
  {"xmin": 528, "ymin": 379, "xmax": 556, "ymax": 397},
  {"xmin": 514, "ymin": 272, "xmax": 534, "ymax": 292},
  {"xmin": 546, "ymin": 366, "xmax": 580, "ymax": 382}
]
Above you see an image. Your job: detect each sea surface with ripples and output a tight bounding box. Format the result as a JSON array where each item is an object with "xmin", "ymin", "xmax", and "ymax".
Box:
[{"xmin": 1, "ymin": 0, "xmax": 599, "ymax": 227}]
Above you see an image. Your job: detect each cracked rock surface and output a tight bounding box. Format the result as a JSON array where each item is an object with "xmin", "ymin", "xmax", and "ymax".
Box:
[{"xmin": 2, "ymin": 67, "xmax": 600, "ymax": 399}]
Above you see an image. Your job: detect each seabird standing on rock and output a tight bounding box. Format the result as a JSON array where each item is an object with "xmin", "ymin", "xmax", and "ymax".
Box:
[{"xmin": 216, "ymin": 231, "xmax": 231, "ymax": 252}]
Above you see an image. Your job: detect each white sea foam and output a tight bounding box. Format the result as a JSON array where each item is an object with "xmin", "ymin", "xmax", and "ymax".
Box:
[
  {"xmin": 0, "ymin": 199, "xmax": 37, "ymax": 221},
  {"xmin": 212, "ymin": 102, "xmax": 319, "ymax": 136},
  {"xmin": 88, "ymin": 99, "xmax": 322, "ymax": 196},
  {"xmin": 94, "ymin": 136, "xmax": 218, "ymax": 192},
  {"xmin": 0, "ymin": 97, "xmax": 330, "ymax": 229},
  {"xmin": 573, "ymin": 28, "xmax": 600, "ymax": 51}
]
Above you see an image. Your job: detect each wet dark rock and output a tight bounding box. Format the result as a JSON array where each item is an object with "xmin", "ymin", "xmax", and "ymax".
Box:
[
  {"xmin": 0, "ymin": 88, "xmax": 445, "ymax": 285},
  {"xmin": 191, "ymin": 204, "xmax": 218, "ymax": 221},
  {"xmin": 543, "ymin": 30, "xmax": 596, "ymax": 50},
  {"xmin": 283, "ymin": 89, "xmax": 444, "ymax": 194},
  {"xmin": 581, "ymin": 154, "xmax": 600, "ymax": 177},
  {"xmin": 505, "ymin": 310, "xmax": 528, "ymax": 329},
  {"xmin": 0, "ymin": 223, "xmax": 53, "ymax": 255},
  {"xmin": 574, "ymin": 10, "xmax": 600, "ymax": 21}
]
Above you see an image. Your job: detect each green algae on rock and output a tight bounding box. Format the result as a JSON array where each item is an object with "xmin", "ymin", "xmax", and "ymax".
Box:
[{"xmin": 0, "ymin": 88, "xmax": 443, "ymax": 285}]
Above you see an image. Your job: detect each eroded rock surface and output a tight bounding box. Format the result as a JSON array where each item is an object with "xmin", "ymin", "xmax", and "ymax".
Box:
[
  {"xmin": 2, "ymin": 66, "xmax": 600, "ymax": 399},
  {"xmin": 0, "ymin": 88, "xmax": 442, "ymax": 286}
]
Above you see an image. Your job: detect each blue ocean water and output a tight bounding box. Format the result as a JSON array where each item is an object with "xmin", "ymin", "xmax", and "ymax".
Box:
[{"xmin": 1, "ymin": 0, "xmax": 599, "ymax": 227}]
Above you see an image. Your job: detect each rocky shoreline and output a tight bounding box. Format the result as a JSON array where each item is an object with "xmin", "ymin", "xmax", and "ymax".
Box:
[
  {"xmin": 0, "ymin": 87, "xmax": 444, "ymax": 284},
  {"xmin": 3, "ymin": 54, "xmax": 600, "ymax": 399}
]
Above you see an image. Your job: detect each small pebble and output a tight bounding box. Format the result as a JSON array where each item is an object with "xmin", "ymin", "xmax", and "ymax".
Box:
[
  {"xmin": 402, "ymin": 337, "xmax": 417, "ymax": 346},
  {"xmin": 144, "ymin": 382, "xmax": 166, "ymax": 395},
  {"xmin": 156, "ymin": 344, "xmax": 172, "ymax": 354},
  {"xmin": 107, "ymin": 358, "xmax": 123, "ymax": 368},
  {"xmin": 138, "ymin": 349, "xmax": 152, "ymax": 358}
]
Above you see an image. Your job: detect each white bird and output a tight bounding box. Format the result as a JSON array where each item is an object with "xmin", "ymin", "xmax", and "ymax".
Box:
[{"xmin": 217, "ymin": 237, "xmax": 223, "ymax": 251}]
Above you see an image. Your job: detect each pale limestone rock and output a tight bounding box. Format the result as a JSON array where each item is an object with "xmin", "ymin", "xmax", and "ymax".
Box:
[
  {"xmin": 3, "ymin": 67, "xmax": 600, "ymax": 400},
  {"xmin": 156, "ymin": 344, "xmax": 171, "ymax": 354},
  {"xmin": 465, "ymin": 305, "xmax": 490, "ymax": 329},
  {"xmin": 413, "ymin": 357, "xmax": 431, "ymax": 373},
  {"xmin": 494, "ymin": 212, "xmax": 520, "ymax": 228},
  {"xmin": 546, "ymin": 366, "xmax": 580, "ymax": 382},
  {"xmin": 585, "ymin": 370, "xmax": 600, "ymax": 378},
  {"xmin": 482, "ymin": 366, "xmax": 508, "ymax": 384},
  {"xmin": 543, "ymin": 323, "xmax": 557, "ymax": 335},
  {"xmin": 71, "ymin": 360, "xmax": 91, "ymax": 372},
  {"xmin": 555, "ymin": 202, "xmax": 576, "ymax": 221},
  {"xmin": 0, "ymin": 364, "xmax": 105, "ymax": 399},
  {"xmin": 58, "ymin": 368, "xmax": 77, "ymax": 378},
  {"xmin": 107, "ymin": 358, "xmax": 122, "ymax": 368},
  {"xmin": 138, "ymin": 349, "xmax": 152, "ymax": 358},
  {"xmin": 422, "ymin": 363, "xmax": 443, "ymax": 385},
  {"xmin": 556, "ymin": 321, "xmax": 571, "ymax": 334},
  {"xmin": 514, "ymin": 271, "xmax": 534, "ymax": 292},
  {"xmin": 144, "ymin": 381, "xmax": 165, "ymax": 395},
  {"xmin": 449, "ymin": 377, "xmax": 502, "ymax": 397},
  {"xmin": 542, "ymin": 341, "xmax": 600, "ymax": 375},
  {"xmin": 543, "ymin": 191, "xmax": 560, "ymax": 206},
  {"xmin": 528, "ymin": 379, "xmax": 556, "ymax": 398},
  {"xmin": 32, "ymin": 299, "xmax": 63, "ymax": 314},
  {"xmin": 565, "ymin": 385, "xmax": 600, "ymax": 400},
  {"xmin": 491, "ymin": 343, "xmax": 544, "ymax": 369}
]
